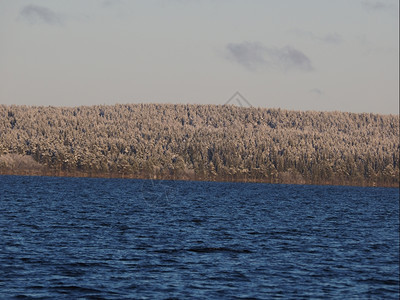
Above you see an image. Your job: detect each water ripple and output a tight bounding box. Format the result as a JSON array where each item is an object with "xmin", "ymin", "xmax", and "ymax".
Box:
[{"xmin": 0, "ymin": 176, "xmax": 398, "ymax": 299}]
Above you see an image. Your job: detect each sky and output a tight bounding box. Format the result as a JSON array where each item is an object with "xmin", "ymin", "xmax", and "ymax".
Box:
[{"xmin": 0, "ymin": 0, "xmax": 398, "ymax": 114}]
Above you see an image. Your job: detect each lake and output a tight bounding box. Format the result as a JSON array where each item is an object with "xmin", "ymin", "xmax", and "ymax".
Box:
[{"xmin": 0, "ymin": 175, "xmax": 399, "ymax": 299}]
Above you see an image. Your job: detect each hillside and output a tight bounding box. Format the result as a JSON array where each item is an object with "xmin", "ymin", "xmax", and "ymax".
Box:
[{"xmin": 0, "ymin": 104, "xmax": 398, "ymax": 187}]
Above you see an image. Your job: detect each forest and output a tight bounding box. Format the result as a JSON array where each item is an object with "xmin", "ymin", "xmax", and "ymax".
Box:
[{"xmin": 0, "ymin": 103, "xmax": 398, "ymax": 187}]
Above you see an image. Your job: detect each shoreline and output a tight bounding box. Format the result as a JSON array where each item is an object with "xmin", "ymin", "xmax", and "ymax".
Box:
[{"xmin": 1, "ymin": 169, "xmax": 397, "ymax": 189}]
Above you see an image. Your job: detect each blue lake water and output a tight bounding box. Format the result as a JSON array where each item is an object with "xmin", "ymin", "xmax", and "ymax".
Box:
[{"xmin": 0, "ymin": 175, "xmax": 399, "ymax": 299}]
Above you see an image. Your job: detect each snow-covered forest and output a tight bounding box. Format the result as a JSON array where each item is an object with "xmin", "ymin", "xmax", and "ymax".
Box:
[{"xmin": 0, "ymin": 104, "xmax": 398, "ymax": 187}]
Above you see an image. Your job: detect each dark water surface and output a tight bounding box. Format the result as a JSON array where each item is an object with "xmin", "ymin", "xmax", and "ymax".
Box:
[{"xmin": 0, "ymin": 175, "xmax": 399, "ymax": 299}]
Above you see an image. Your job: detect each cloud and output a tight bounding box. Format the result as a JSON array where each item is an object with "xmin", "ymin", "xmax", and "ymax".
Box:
[
  {"xmin": 319, "ymin": 33, "xmax": 343, "ymax": 44},
  {"xmin": 361, "ymin": 0, "xmax": 397, "ymax": 12},
  {"xmin": 267, "ymin": 46, "xmax": 313, "ymax": 72},
  {"xmin": 290, "ymin": 30, "xmax": 343, "ymax": 44},
  {"xmin": 226, "ymin": 42, "xmax": 268, "ymax": 70},
  {"xmin": 19, "ymin": 4, "xmax": 63, "ymax": 25},
  {"xmin": 226, "ymin": 42, "xmax": 313, "ymax": 72},
  {"xmin": 309, "ymin": 88, "xmax": 323, "ymax": 96},
  {"xmin": 102, "ymin": 0, "xmax": 125, "ymax": 7}
]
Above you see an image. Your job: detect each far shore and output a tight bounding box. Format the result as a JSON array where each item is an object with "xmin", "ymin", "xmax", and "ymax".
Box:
[{"xmin": 1, "ymin": 104, "xmax": 398, "ymax": 189}]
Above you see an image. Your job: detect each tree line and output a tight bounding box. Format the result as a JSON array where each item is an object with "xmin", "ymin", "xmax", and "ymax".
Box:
[{"xmin": 0, "ymin": 103, "xmax": 398, "ymax": 187}]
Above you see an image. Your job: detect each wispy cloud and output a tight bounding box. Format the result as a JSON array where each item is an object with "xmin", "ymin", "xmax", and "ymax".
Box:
[
  {"xmin": 290, "ymin": 30, "xmax": 343, "ymax": 45},
  {"xmin": 19, "ymin": 4, "xmax": 63, "ymax": 26},
  {"xmin": 309, "ymin": 88, "xmax": 323, "ymax": 96},
  {"xmin": 102, "ymin": 0, "xmax": 125, "ymax": 7},
  {"xmin": 226, "ymin": 42, "xmax": 313, "ymax": 72},
  {"xmin": 361, "ymin": 0, "xmax": 398, "ymax": 12},
  {"xmin": 318, "ymin": 33, "xmax": 342, "ymax": 44},
  {"xmin": 361, "ymin": 0, "xmax": 399, "ymax": 19}
]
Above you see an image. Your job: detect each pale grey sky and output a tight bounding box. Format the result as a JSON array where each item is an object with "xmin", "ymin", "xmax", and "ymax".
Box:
[{"xmin": 0, "ymin": 0, "xmax": 398, "ymax": 114}]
